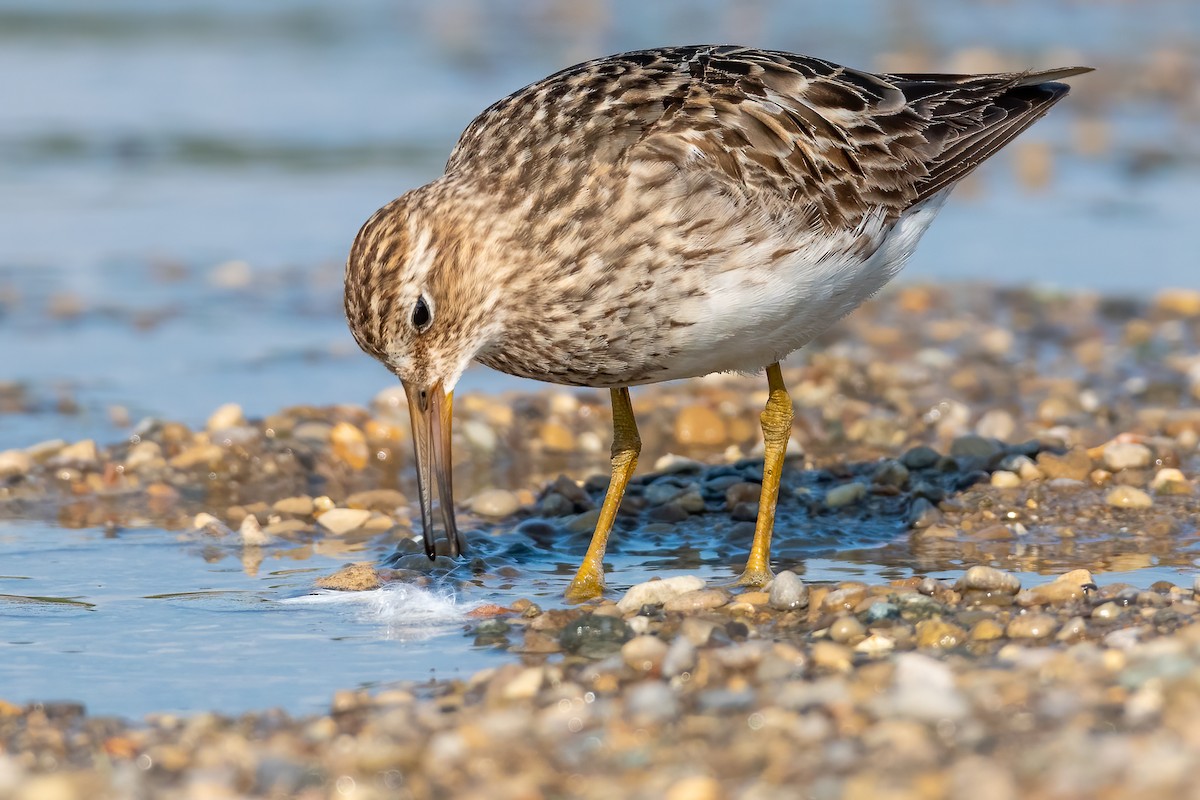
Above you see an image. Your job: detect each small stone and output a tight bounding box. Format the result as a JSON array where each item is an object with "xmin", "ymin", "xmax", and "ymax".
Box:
[
  {"xmin": 469, "ymin": 489, "xmax": 520, "ymax": 517},
  {"xmin": 1107, "ymin": 485, "xmax": 1153, "ymax": 509},
  {"xmin": 499, "ymin": 666, "xmax": 544, "ymax": 700},
  {"xmin": 124, "ymin": 440, "xmax": 163, "ymax": 471},
  {"xmin": 825, "ymin": 482, "xmax": 867, "ymax": 508},
  {"xmin": 1006, "ymin": 612, "xmax": 1058, "ymax": 639},
  {"xmin": 239, "ymin": 514, "xmax": 271, "ymax": 546},
  {"xmin": 990, "ymin": 470, "xmax": 1022, "ymax": 488},
  {"xmin": 330, "ymin": 422, "xmax": 369, "ymax": 470},
  {"xmin": 315, "ymin": 562, "xmax": 381, "ymax": 591},
  {"xmin": 915, "ymin": 619, "xmax": 967, "ymax": 649},
  {"xmin": 1151, "ymin": 468, "xmax": 1192, "ymax": 494},
  {"xmin": 855, "ymin": 632, "xmax": 896, "ymax": 655},
  {"xmin": 886, "ymin": 652, "xmax": 968, "ymax": 721},
  {"xmin": 970, "ymin": 619, "xmax": 1005, "ymax": 641},
  {"xmin": 56, "ymin": 439, "xmax": 99, "ymax": 469},
  {"xmin": 345, "ymin": 489, "xmax": 408, "ymax": 512},
  {"xmin": 901, "ymin": 446, "xmax": 940, "ymax": 470},
  {"xmin": 768, "ymin": 571, "xmax": 809, "ymax": 611},
  {"xmin": 273, "ymin": 495, "xmax": 315, "ymax": 516},
  {"xmin": 538, "ymin": 421, "xmax": 575, "ymax": 453},
  {"xmin": 664, "ymin": 775, "xmax": 722, "ymax": 800},
  {"xmin": 206, "ymin": 402, "xmax": 246, "ymax": 432},
  {"xmin": 958, "ymin": 566, "xmax": 1021, "ymax": 594},
  {"xmin": 558, "ymin": 613, "xmax": 631, "ymax": 658},
  {"xmin": 662, "ymin": 636, "xmax": 697, "ymax": 678},
  {"xmin": 810, "ymin": 641, "xmax": 853, "ymax": 672},
  {"xmin": 621, "ymin": 635, "xmax": 668, "ymax": 674},
  {"xmin": 169, "ymin": 443, "xmax": 223, "ymax": 470},
  {"xmin": 1154, "ymin": 288, "xmax": 1200, "ymax": 317},
  {"xmin": 617, "ymin": 576, "xmax": 705, "ymax": 614},
  {"xmin": 828, "ymin": 615, "xmax": 866, "ymax": 644},
  {"xmin": 192, "ymin": 512, "xmax": 232, "ymax": 537},
  {"xmin": 871, "ymin": 459, "xmax": 910, "ymax": 488},
  {"xmin": 316, "ymin": 508, "xmax": 372, "ymax": 535},
  {"xmin": 674, "ymin": 405, "xmax": 727, "ymax": 446},
  {"xmin": 1036, "ymin": 449, "xmax": 1094, "ymax": 481},
  {"xmin": 1103, "ymin": 441, "xmax": 1153, "ymax": 472},
  {"xmin": 950, "ymin": 434, "xmax": 1003, "ymax": 461},
  {"xmin": 975, "ymin": 409, "xmax": 1015, "ymax": 441},
  {"xmin": 1019, "ymin": 569, "xmax": 1095, "ymax": 606},
  {"xmin": 0, "ymin": 449, "xmax": 33, "ymax": 477},
  {"xmin": 1093, "ymin": 601, "xmax": 1123, "ymax": 620},
  {"xmin": 663, "ymin": 588, "xmax": 731, "ymax": 613}
]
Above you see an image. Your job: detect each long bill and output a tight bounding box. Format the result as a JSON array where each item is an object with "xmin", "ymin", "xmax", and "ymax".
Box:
[{"xmin": 403, "ymin": 380, "xmax": 464, "ymax": 559}]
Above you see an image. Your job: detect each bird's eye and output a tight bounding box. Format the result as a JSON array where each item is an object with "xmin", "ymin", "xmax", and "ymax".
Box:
[{"xmin": 412, "ymin": 295, "xmax": 433, "ymax": 333}]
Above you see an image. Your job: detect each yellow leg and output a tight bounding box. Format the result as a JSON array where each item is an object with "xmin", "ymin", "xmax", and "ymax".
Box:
[
  {"xmin": 739, "ymin": 362, "xmax": 793, "ymax": 586},
  {"xmin": 565, "ymin": 387, "xmax": 640, "ymax": 602}
]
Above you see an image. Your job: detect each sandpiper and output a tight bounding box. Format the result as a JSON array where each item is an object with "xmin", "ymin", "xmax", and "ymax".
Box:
[{"xmin": 344, "ymin": 45, "xmax": 1089, "ymax": 600}]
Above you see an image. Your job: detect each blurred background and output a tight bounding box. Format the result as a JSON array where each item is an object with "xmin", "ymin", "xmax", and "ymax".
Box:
[{"xmin": 1, "ymin": 0, "xmax": 1198, "ymax": 448}]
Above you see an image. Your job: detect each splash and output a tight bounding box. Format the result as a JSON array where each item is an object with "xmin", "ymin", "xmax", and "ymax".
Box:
[{"xmin": 284, "ymin": 583, "xmax": 474, "ymax": 640}]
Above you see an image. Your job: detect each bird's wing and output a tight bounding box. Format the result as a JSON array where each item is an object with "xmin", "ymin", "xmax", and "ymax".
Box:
[{"xmin": 446, "ymin": 46, "xmax": 1089, "ymax": 231}]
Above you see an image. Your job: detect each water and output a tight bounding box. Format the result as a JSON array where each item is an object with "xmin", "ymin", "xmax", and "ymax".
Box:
[{"xmin": 1, "ymin": 0, "xmax": 1199, "ymax": 716}]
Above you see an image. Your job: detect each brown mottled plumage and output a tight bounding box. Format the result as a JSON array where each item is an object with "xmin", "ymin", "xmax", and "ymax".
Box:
[{"xmin": 344, "ymin": 45, "xmax": 1089, "ymax": 593}]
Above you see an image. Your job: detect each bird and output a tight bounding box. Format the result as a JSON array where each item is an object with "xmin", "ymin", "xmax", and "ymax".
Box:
[{"xmin": 344, "ymin": 45, "xmax": 1090, "ymax": 601}]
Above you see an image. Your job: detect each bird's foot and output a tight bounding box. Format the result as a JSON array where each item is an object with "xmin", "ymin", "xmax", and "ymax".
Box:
[
  {"xmin": 734, "ymin": 564, "xmax": 775, "ymax": 588},
  {"xmin": 565, "ymin": 565, "xmax": 606, "ymax": 603}
]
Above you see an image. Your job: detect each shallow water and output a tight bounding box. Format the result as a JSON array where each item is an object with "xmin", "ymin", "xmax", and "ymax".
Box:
[{"xmin": 2, "ymin": 1, "xmax": 1199, "ymax": 717}]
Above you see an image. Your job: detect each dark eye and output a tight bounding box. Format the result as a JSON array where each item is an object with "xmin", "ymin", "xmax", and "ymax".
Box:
[{"xmin": 412, "ymin": 295, "xmax": 433, "ymax": 332}]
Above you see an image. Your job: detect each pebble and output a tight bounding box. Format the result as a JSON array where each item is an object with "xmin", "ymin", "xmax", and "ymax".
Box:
[
  {"xmin": 664, "ymin": 775, "xmax": 722, "ymax": 800},
  {"xmin": 950, "ymin": 434, "xmax": 1004, "ymax": 461},
  {"xmin": 1036, "ymin": 449, "xmax": 1094, "ymax": 481},
  {"xmin": 206, "ymin": 402, "xmax": 246, "ymax": 432},
  {"xmin": 828, "ymin": 615, "xmax": 866, "ymax": 644},
  {"xmin": 469, "ymin": 489, "xmax": 520, "ymax": 517},
  {"xmin": 768, "ymin": 571, "xmax": 809, "ymax": 611},
  {"xmin": 621, "ymin": 635, "xmax": 668, "ymax": 674},
  {"xmin": 315, "ymin": 508, "xmax": 372, "ymax": 535},
  {"xmin": 1151, "ymin": 468, "xmax": 1192, "ymax": 494},
  {"xmin": 673, "ymin": 405, "xmax": 727, "ymax": 446},
  {"xmin": 538, "ymin": 421, "xmax": 576, "ymax": 453},
  {"xmin": 825, "ymin": 482, "xmax": 867, "ymax": 508},
  {"xmin": 272, "ymin": 495, "xmax": 315, "ymax": 516},
  {"xmin": 1006, "ymin": 612, "xmax": 1058, "ymax": 639},
  {"xmin": 1106, "ymin": 485, "xmax": 1154, "ymax": 508},
  {"xmin": 55, "ymin": 439, "xmax": 99, "ymax": 469},
  {"xmin": 315, "ymin": 562, "xmax": 381, "ymax": 591},
  {"xmin": 1103, "ymin": 441, "xmax": 1153, "ymax": 472},
  {"xmin": 1019, "ymin": 569, "xmax": 1095, "ymax": 606},
  {"xmin": 617, "ymin": 576, "xmax": 706, "ymax": 614},
  {"xmin": 990, "ymin": 470, "xmax": 1022, "ymax": 488},
  {"xmin": 0, "ymin": 449, "xmax": 33, "ymax": 477},
  {"xmin": 663, "ymin": 588, "xmax": 731, "ymax": 613},
  {"xmin": 558, "ymin": 613, "xmax": 631, "ymax": 658},
  {"xmin": 661, "ymin": 636, "xmax": 697, "ymax": 678},
  {"xmin": 810, "ymin": 641, "xmax": 853, "ymax": 672},
  {"xmin": 329, "ymin": 422, "xmax": 369, "ymax": 469},
  {"xmin": 901, "ymin": 446, "xmax": 940, "ymax": 470},
  {"xmin": 958, "ymin": 566, "xmax": 1021, "ymax": 594},
  {"xmin": 238, "ymin": 514, "xmax": 271, "ymax": 546},
  {"xmin": 915, "ymin": 619, "xmax": 966, "ymax": 649},
  {"xmin": 1093, "ymin": 601, "xmax": 1124, "ymax": 621},
  {"xmin": 970, "ymin": 619, "xmax": 1005, "ymax": 641}
]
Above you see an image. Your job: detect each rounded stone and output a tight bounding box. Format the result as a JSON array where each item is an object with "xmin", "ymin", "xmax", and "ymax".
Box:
[
  {"xmin": 1106, "ymin": 485, "xmax": 1153, "ymax": 509},
  {"xmin": 958, "ymin": 566, "xmax": 1021, "ymax": 594},
  {"xmin": 915, "ymin": 619, "xmax": 966, "ymax": 649},
  {"xmin": 0, "ymin": 449, "xmax": 33, "ymax": 478},
  {"xmin": 674, "ymin": 405, "xmax": 727, "ymax": 446},
  {"xmin": 330, "ymin": 422, "xmax": 369, "ymax": 470},
  {"xmin": 617, "ymin": 576, "xmax": 706, "ymax": 614},
  {"xmin": 469, "ymin": 489, "xmax": 520, "ymax": 517},
  {"xmin": 1102, "ymin": 441, "xmax": 1153, "ymax": 472},
  {"xmin": 206, "ymin": 402, "xmax": 246, "ymax": 432},
  {"xmin": 825, "ymin": 482, "xmax": 867, "ymax": 508},
  {"xmin": 621, "ymin": 635, "xmax": 669, "ymax": 673},
  {"xmin": 1006, "ymin": 612, "xmax": 1058, "ymax": 639},
  {"xmin": 768, "ymin": 571, "xmax": 809, "ymax": 611},
  {"xmin": 316, "ymin": 508, "xmax": 373, "ymax": 535},
  {"xmin": 828, "ymin": 615, "xmax": 866, "ymax": 644},
  {"xmin": 990, "ymin": 470, "xmax": 1022, "ymax": 488}
]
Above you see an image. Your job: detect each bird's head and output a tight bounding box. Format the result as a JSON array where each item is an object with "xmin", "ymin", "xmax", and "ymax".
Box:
[{"xmin": 344, "ymin": 187, "xmax": 499, "ymax": 559}]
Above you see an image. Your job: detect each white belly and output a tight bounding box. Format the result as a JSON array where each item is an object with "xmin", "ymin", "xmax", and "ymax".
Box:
[{"xmin": 650, "ymin": 191, "xmax": 950, "ymax": 382}]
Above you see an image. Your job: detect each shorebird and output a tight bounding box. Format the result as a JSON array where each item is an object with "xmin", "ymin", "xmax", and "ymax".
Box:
[{"xmin": 344, "ymin": 45, "xmax": 1089, "ymax": 600}]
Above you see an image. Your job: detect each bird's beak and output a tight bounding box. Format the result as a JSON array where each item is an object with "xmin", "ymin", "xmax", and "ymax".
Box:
[{"xmin": 403, "ymin": 379, "xmax": 464, "ymax": 559}]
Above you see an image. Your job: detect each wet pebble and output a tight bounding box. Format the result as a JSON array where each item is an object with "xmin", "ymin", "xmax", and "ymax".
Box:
[
  {"xmin": 1006, "ymin": 612, "xmax": 1058, "ymax": 639},
  {"xmin": 828, "ymin": 615, "xmax": 866, "ymax": 644},
  {"xmin": 768, "ymin": 571, "xmax": 809, "ymax": 611},
  {"xmin": 621, "ymin": 635, "xmax": 668, "ymax": 674},
  {"xmin": 958, "ymin": 566, "xmax": 1021, "ymax": 595},
  {"xmin": 1106, "ymin": 485, "xmax": 1154, "ymax": 508},
  {"xmin": 617, "ymin": 576, "xmax": 706, "ymax": 614},
  {"xmin": 663, "ymin": 588, "xmax": 730, "ymax": 613},
  {"xmin": 206, "ymin": 402, "xmax": 246, "ymax": 432},
  {"xmin": 674, "ymin": 405, "xmax": 727, "ymax": 446},
  {"xmin": 825, "ymin": 482, "xmax": 867, "ymax": 508},
  {"xmin": 1103, "ymin": 441, "xmax": 1154, "ymax": 472},
  {"xmin": 469, "ymin": 489, "xmax": 520, "ymax": 517},
  {"xmin": 559, "ymin": 613, "xmax": 631, "ymax": 658},
  {"xmin": 316, "ymin": 508, "xmax": 372, "ymax": 535}
]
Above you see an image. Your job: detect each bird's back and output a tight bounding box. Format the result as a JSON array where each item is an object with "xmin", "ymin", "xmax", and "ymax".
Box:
[{"xmin": 446, "ymin": 45, "xmax": 1089, "ymax": 233}]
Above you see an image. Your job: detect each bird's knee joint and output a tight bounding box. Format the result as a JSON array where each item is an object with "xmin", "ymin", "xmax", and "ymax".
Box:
[{"xmin": 760, "ymin": 393, "xmax": 793, "ymax": 442}]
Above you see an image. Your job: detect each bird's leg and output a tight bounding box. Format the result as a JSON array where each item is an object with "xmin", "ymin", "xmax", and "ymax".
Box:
[
  {"xmin": 739, "ymin": 362, "xmax": 793, "ymax": 586},
  {"xmin": 565, "ymin": 387, "xmax": 640, "ymax": 602}
]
